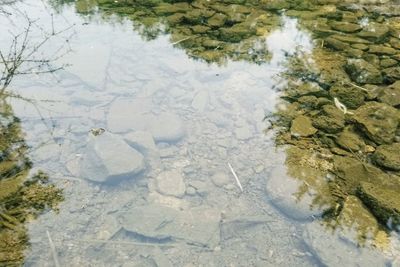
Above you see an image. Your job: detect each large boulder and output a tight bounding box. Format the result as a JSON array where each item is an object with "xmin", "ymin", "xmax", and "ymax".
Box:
[
  {"xmin": 80, "ymin": 132, "xmax": 145, "ymax": 183},
  {"xmin": 353, "ymin": 101, "xmax": 399, "ymax": 144}
]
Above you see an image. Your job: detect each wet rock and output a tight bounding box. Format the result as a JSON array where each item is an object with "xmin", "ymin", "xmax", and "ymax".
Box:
[
  {"xmin": 357, "ymin": 22, "xmax": 390, "ymax": 42},
  {"xmin": 345, "ymin": 58, "xmax": 383, "ymax": 84},
  {"xmin": 303, "ymin": 221, "xmax": 388, "ymax": 267},
  {"xmin": 312, "ymin": 105, "xmax": 345, "ymax": 133},
  {"xmin": 383, "ymin": 66, "xmax": 400, "ymax": 83},
  {"xmin": 336, "ymin": 127, "xmax": 365, "ymax": 152},
  {"xmin": 357, "ymin": 182, "xmax": 400, "ymax": 228},
  {"xmin": 330, "ymin": 21, "xmax": 361, "ymax": 33},
  {"xmin": 346, "ymin": 48, "xmax": 363, "ymax": 58},
  {"xmin": 290, "ymin": 115, "xmax": 318, "ymax": 137},
  {"xmin": 155, "ymin": 170, "xmax": 186, "ymax": 198},
  {"xmin": 207, "ymin": 13, "xmax": 227, "ymax": 27},
  {"xmin": 378, "ymin": 80, "xmax": 400, "ymax": 107},
  {"xmin": 211, "ymin": 172, "xmax": 230, "ymax": 187},
  {"xmin": 372, "ymin": 143, "xmax": 400, "ymax": 171},
  {"xmin": 325, "ymin": 37, "xmax": 350, "ymax": 51},
  {"xmin": 368, "ymin": 45, "xmax": 397, "ymax": 56},
  {"xmin": 330, "ymin": 34, "xmax": 371, "ymax": 44},
  {"xmin": 118, "ymin": 205, "xmax": 221, "ymax": 247},
  {"xmin": 353, "ymin": 101, "xmax": 399, "ymax": 144},
  {"xmin": 329, "ymin": 84, "xmax": 365, "ymax": 109},
  {"xmin": 380, "ymin": 58, "xmax": 398, "ymax": 68},
  {"xmin": 80, "ymin": 132, "xmax": 145, "ymax": 183}
]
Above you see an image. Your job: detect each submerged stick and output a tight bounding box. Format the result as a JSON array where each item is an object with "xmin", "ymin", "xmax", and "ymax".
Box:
[
  {"xmin": 172, "ymin": 37, "xmax": 191, "ymax": 45},
  {"xmin": 228, "ymin": 162, "xmax": 243, "ymax": 192},
  {"xmin": 46, "ymin": 230, "xmax": 60, "ymax": 267}
]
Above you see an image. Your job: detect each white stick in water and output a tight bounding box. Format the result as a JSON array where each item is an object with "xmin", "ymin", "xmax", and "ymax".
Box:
[
  {"xmin": 46, "ymin": 230, "xmax": 60, "ymax": 267},
  {"xmin": 228, "ymin": 162, "xmax": 243, "ymax": 192}
]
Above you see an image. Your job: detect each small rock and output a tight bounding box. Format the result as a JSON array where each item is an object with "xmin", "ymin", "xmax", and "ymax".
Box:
[
  {"xmin": 312, "ymin": 105, "xmax": 345, "ymax": 133},
  {"xmin": 148, "ymin": 113, "xmax": 185, "ymax": 142},
  {"xmin": 156, "ymin": 170, "xmax": 186, "ymax": 198},
  {"xmin": 372, "ymin": 143, "xmax": 400, "ymax": 171},
  {"xmin": 290, "ymin": 115, "xmax": 318, "ymax": 137},
  {"xmin": 336, "ymin": 127, "xmax": 365, "ymax": 152},
  {"xmin": 329, "ymin": 84, "xmax": 365, "ymax": 109},
  {"xmin": 80, "ymin": 132, "xmax": 145, "ymax": 183},
  {"xmin": 357, "ymin": 22, "xmax": 390, "ymax": 42},
  {"xmin": 211, "ymin": 172, "xmax": 230, "ymax": 187},
  {"xmin": 345, "ymin": 58, "xmax": 383, "ymax": 84},
  {"xmin": 383, "ymin": 66, "xmax": 400, "ymax": 84},
  {"xmin": 368, "ymin": 45, "xmax": 397, "ymax": 55},
  {"xmin": 235, "ymin": 126, "xmax": 252, "ymax": 140}
]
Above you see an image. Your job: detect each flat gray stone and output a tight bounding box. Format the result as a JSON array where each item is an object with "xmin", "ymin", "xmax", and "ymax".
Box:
[
  {"xmin": 118, "ymin": 205, "xmax": 221, "ymax": 247},
  {"xmin": 156, "ymin": 170, "xmax": 186, "ymax": 198},
  {"xmin": 147, "ymin": 113, "xmax": 185, "ymax": 142},
  {"xmin": 80, "ymin": 132, "xmax": 145, "ymax": 183}
]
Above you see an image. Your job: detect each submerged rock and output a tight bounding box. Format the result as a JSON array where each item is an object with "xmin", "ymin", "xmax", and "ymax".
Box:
[
  {"xmin": 378, "ymin": 81, "xmax": 400, "ymax": 107},
  {"xmin": 372, "ymin": 143, "xmax": 400, "ymax": 171},
  {"xmin": 329, "ymin": 84, "xmax": 365, "ymax": 109},
  {"xmin": 353, "ymin": 101, "xmax": 399, "ymax": 144},
  {"xmin": 155, "ymin": 170, "xmax": 186, "ymax": 198},
  {"xmin": 345, "ymin": 58, "xmax": 383, "ymax": 84},
  {"xmin": 80, "ymin": 132, "xmax": 145, "ymax": 183},
  {"xmin": 383, "ymin": 66, "xmax": 400, "ymax": 83},
  {"xmin": 118, "ymin": 205, "xmax": 221, "ymax": 247},
  {"xmin": 303, "ymin": 221, "xmax": 388, "ymax": 267}
]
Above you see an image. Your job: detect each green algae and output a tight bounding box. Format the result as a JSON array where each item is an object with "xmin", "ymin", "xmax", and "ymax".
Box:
[{"xmin": 0, "ymin": 96, "xmax": 63, "ymax": 266}]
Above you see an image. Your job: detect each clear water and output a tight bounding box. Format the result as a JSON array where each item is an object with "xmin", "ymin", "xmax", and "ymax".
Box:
[{"xmin": 1, "ymin": 1, "xmax": 399, "ymax": 266}]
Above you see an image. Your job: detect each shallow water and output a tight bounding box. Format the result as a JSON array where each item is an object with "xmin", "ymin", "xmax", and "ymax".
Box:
[{"xmin": 1, "ymin": 0, "xmax": 400, "ymax": 266}]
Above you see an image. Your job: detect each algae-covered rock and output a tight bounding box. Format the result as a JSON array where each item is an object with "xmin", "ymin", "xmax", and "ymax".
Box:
[
  {"xmin": 357, "ymin": 181, "xmax": 400, "ymax": 228},
  {"xmin": 368, "ymin": 45, "xmax": 397, "ymax": 56},
  {"xmin": 372, "ymin": 143, "xmax": 400, "ymax": 171},
  {"xmin": 336, "ymin": 127, "xmax": 365, "ymax": 152},
  {"xmin": 325, "ymin": 36, "xmax": 350, "ymax": 51},
  {"xmin": 330, "ymin": 21, "xmax": 361, "ymax": 33},
  {"xmin": 353, "ymin": 101, "xmax": 399, "ymax": 144},
  {"xmin": 378, "ymin": 80, "xmax": 400, "ymax": 107},
  {"xmin": 357, "ymin": 22, "xmax": 389, "ymax": 42},
  {"xmin": 329, "ymin": 84, "xmax": 365, "ymax": 109},
  {"xmin": 290, "ymin": 115, "xmax": 318, "ymax": 137},
  {"xmin": 345, "ymin": 58, "xmax": 383, "ymax": 85},
  {"xmin": 312, "ymin": 104, "xmax": 345, "ymax": 133},
  {"xmin": 383, "ymin": 66, "xmax": 400, "ymax": 83}
]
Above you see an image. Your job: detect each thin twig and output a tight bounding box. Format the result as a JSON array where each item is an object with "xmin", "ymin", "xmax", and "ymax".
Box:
[
  {"xmin": 46, "ymin": 230, "xmax": 60, "ymax": 267},
  {"xmin": 171, "ymin": 36, "xmax": 191, "ymax": 45},
  {"xmin": 347, "ymin": 82, "xmax": 371, "ymax": 92},
  {"xmin": 228, "ymin": 162, "xmax": 243, "ymax": 192}
]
